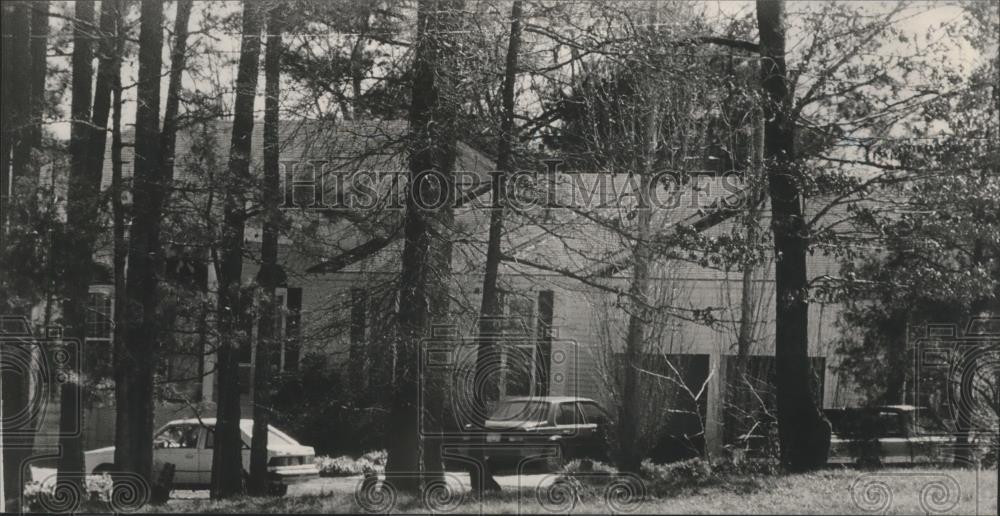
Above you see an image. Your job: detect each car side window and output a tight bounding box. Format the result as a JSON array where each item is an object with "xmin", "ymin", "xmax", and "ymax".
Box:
[
  {"xmin": 579, "ymin": 402, "xmax": 607, "ymax": 425},
  {"xmin": 154, "ymin": 424, "xmax": 199, "ymax": 449},
  {"xmin": 878, "ymin": 412, "xmax": 906, "ymax": 437},
  {"xmin": 204, "ymin": 428, "xmax": 250, "ymax": 449},
  {"xmin": 556, "ymin": 403, "xmax": 577, "ymax": 425}
]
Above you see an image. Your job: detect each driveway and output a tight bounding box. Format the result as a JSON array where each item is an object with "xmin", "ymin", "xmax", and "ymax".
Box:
[{"xmin": 171, "ymin": 471, "xmax": 556, "ymax": 499}]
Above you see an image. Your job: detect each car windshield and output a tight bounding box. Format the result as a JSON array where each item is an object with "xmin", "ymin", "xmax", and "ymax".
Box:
[
  {"xmin": 915, "ymin": 410, "xmax": 950, "ymax": 434},
  {"xmin": 237, "ymin": 421, "xmax": 298, "ymax": 446},
  {"xmin": 826, "ymin": 409, "xmax": 906, "ymax": 438},
  {"xmin": 489, "ymin": 400, "xmax": 549, "ymax": 422}
]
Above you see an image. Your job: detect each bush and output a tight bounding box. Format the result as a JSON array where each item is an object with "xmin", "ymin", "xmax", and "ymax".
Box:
[
  {"xmin": 639, "ymin": 458, "xmax": 715, "ymax": 496},
  {"xmin": 316, "ymin": 450, "xmax": 387, "ymax": 477},
  {"xmin": 717, "ymin": 445, "xmax": 780, "ymax": 476},
  {"xmin": 23, "ymin": 474, "xmax": 114, "ymax": 512},
  {"xmin": 270, "ymin": 353, "xmax": 388, "ymax": 456}
]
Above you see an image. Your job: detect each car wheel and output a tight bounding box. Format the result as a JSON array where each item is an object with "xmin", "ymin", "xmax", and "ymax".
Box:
[
  {"xmin": 93, "ymin": 464, "xmax": 127, "ymax": 493},
  {"xmin": 93, "ymin": 463, "xmax": 115, "ymax": 475},
  {"xmin": 547, "ymin": 443, "xmax": 570, "ymax": 472}
]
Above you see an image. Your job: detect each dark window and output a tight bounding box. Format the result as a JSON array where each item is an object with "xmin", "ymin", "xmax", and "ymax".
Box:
[
  {"xmin": 284, "ymin": 287, "xmax": 303, "ymax": 371},
  {"xmin": 490, "ymin": 400, "xmax": 549, "ymax": 422},
  {"xmin": 204, "ymin": 427, "xmax": 250, "ymax": 449},
  {"xmin": 154, "ymin": 424, "xmax": 200, "ymax": 449},
  {"xmin": 878, "ymin": 412, "xmax": 907, "ymax": 437},
  {"xmin": 534, "ymin": 290, "xmax": 554, "ymax": 396},
  {"xmin": 349, "ymin": 288, "xmax": 367, "ymax": 385},
  {"xmin": 579, "ymin": 402, "xmax": 607, "ymax": 424},
  {"xmin": 556, "ymin": 403, "xmax": 580, "ymax": 425}
]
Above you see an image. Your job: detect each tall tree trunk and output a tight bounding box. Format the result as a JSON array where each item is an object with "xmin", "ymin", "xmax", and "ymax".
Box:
[
  {"xmin": 161, "ymin": 0, "xmax": 193, "ymax": 182},
  {"xmin": 28, "ymin": 1, "xmax": 48, "ymax": 151},
  {"xmin": 111, "ymin": 23, "xmax": 128, "ymax": 480},
  {"xmin": 8, "ymin": 2, "xmax": 33, "ymax": 186},
  {"xmin": 618, "ymin": 7, "xmax": 660, "ymax": 474},
  {"xmin": 468, "ymin": 0, "xmax": 521, "ymax": 493},
  {"xmin": 119, "ymin": 0, "xmax": 165, "ymax": 484},
  {"xmin": 756, "ymin": 0, "xmax": 830, "ymax": 472},
  {"xmin": 212, "ymin": 0, "xmax": 262, "ymax": 499},
  {"xmin": 58, "ymin": 0, "xmax": 96, "ymax": 489},
  {"xmin": 249, "ymin": 3, "xmax": 283, "ymax": 496},
  {"xmin": 386, "ymin": 0, "xmax": 463, "ymax": 493},
  {"xmin": 619, "ymin": 173, "xmax": 653, "ymax": 472},
  {"xmin": 2, "ymin": 3, "xmax": 36, "ymax": 508},
  {"xmin": 0, "ymin": 2, "xmax": 14, "ymax": 252}
]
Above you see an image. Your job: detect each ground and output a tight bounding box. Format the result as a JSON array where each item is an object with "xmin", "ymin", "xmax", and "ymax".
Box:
[{"xmin": 132, "ymin": 467, "xmax": 996, "ymax": 515}]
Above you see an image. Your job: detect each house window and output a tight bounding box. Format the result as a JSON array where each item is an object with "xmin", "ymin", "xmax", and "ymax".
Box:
[
  {"xmin": 500, "ymin": 292, "xmax": 536, "ymax": 397},
  {"xmin": 86, "ymin": 292, "xmax": 113, "ymax": 341},
  {"xmin": 85, "ymin": 289, "xmax": 114, "ymax": 381},
  {"xmin": 241, "ymin": 287, "xmax": 302, "ymax": 393}
]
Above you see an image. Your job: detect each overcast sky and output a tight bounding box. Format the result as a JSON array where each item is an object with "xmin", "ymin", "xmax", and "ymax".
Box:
[{"xmin": 43, "ymin": 0, "xmax": 986, "ymax": 142}]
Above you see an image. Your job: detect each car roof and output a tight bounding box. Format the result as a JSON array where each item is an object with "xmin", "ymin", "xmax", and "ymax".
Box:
[
  {"xmin": 824, "ymin": 405, "xmax": 923, "ymax": 413},
  {"xmin": 501, "ymin": 396, "xmax": 599, "ymax": 404},
  {"xmin": 164, "ymin": 418, "xmax": 256, "ymax": 426}
]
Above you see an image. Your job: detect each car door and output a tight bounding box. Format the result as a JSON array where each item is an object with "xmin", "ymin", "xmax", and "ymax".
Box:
[
  {"xmin": 876, "ymin": 411, "xmax": 911, "ymax": 464},
  {"xmin": 553, "ymin": 403, "xmax": 580, "ymax": 459},
  {"xmin": 909, "ymin": 410, "xmax": 954, "ymax": 464},
  {"xmin": 578, "ymin": 402, "xmax": 610, "ymax": 460},
  {"xmin": 152, "ymin": 424, "xmax": 201, "ymax": 486},
  {"xmin": 200, "ymin": 425, "xmax": 251, "ymax": 485}
]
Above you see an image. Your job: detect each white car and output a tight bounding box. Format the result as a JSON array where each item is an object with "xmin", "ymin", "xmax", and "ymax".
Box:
[{"xmin": 84, "ymin": 418, "xmax": 319, "ymax": 496}]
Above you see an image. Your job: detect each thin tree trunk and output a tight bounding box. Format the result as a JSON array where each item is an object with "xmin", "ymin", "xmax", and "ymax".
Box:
[
  {"xmin": 468, "ymin": 0, "xmax": 521, "ymax": 493},
  {"xmin": 756, "ymin": 0, "xmax": 830, "ymax": 472},
  {"xmin": 618, "ymin": 6, "xmax": 660, "ymax": 473},
  {"xmin": 249, "ymin": 3, "xmax": 284, "ymax": 496},
  {"xmin": 161, "ymin": 0, "xmax": 193, "ymax": 182},
  {"xmin": 2, "ymin": 4, "xmax": 36, "ymax": 507},
  {"xmin": 9, "ymin": 2, "xmax": 33, "ymax": 185},
  {"xmin": 386, "ymin": 0, "xmax": 463, "ymax": 493},
  {"xmin": 57, "ymin": 0, "xmax": 96, "ymax": 489},
  {"xmin": 212, "ymin": 0, "xmax": 262, "ymax": 499},
  {"xmin": 728, "ymin": 107, "xmax": 765, "ymax": 446},
  {"xmin": 119, "ymin": 0, "xmax": 165, "ymax": 483},
  {"xmin": 28, "ymin": 1, "xmax": 48, "ymax": 151},
  {"xmin": 111, "ymin": 25, "xmax": 128, "ymax": 478},
  {"xmin": 0, "ymin": 3, "xmax": 14, "ymax": 251}
]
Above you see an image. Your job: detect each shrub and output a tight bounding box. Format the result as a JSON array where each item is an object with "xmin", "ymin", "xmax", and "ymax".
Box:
[
  {"xmin": 316, "ymin": 450, "xmax": 387, "ymax": 477},
  {"xmin": 23, "ymin": 474, "xmax": 114, "ymax": 512},
  {"xmin": 639, "ymin": 457, "xmax": 715, "ymax": 496},
  {"xmin": 270, "ymin": 353, "xmax": 388, "ymax": 456}
]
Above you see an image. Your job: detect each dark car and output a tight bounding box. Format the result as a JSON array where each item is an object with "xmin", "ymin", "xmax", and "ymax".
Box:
[
  {"xmin": 825, "ymin": 405, "xmax": 955, "ymax": 466},
  {"xmin": 449, "ymin": 396, "xmax": 613, "ymax": 469}
]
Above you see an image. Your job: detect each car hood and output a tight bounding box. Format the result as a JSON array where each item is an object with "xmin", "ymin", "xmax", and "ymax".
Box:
[
  {"xmin": 483, "ymin": 420, "xmax": 547, "ymax": 430},
  {"xmin": 86, "ymin": 444, "xmax": 314, "ymax": 455},
  {"xmin": 267, "ymin": 444, "xmax": 315, "ymax": 456},
  {"xmin": 85, "ymin": 446, "xmax": 116, "ymax": 456}
]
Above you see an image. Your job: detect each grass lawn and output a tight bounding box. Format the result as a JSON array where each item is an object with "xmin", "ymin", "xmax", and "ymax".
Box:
[{"xmin": 141, "ymin": 467, "xmax": 996, "ymax": 515}]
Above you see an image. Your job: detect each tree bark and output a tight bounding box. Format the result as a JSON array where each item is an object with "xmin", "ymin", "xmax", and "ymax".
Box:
[
  {"xmin": 57, "ymin": 0, "xmax": 96, "ymax": 489},
  {"xmin": 111, "ymin": 23, "xmax": 128, "ymax": 481},
  {"xmin": 118, "ymin": 0, "xmax": 165, "ymax": 484},
  {"xmin": 249, "ymin": 3, "xmax": 284, "ymax": 496},
  {"xmin": 8, "ymin": 2, "xmax": 33, "ymax": 186},
  {"xmin": 386, "ymin": 0, "xmax": 463, "ymax": 493},
  {"xmin": 756, "ymin": 0, "xmax": 830, "ymax": 472},
  {"xmin": 0, "ymin": 3, "xmax": 14, "ymax": 252},
  {"xmin": 28, "ymin": 1, "xmax": 48, "ymax": 151},
  {"xmin": 212, "ymin": 0, "xmax": 262, "ymax": 499},
  {"xmin": 2, "ymin": 3, "xmax": 38, "ymax": 507},
  {"xmin": 617, "ymin": 6, "xmax": 661, "ymax": 473},
  {"xmin": 161, "ymin": 0, "xmax": 193, "ymax": 182},
  {"xmin": 466, "ymin": 0, "xmax": 521, "ymax": 493}
]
